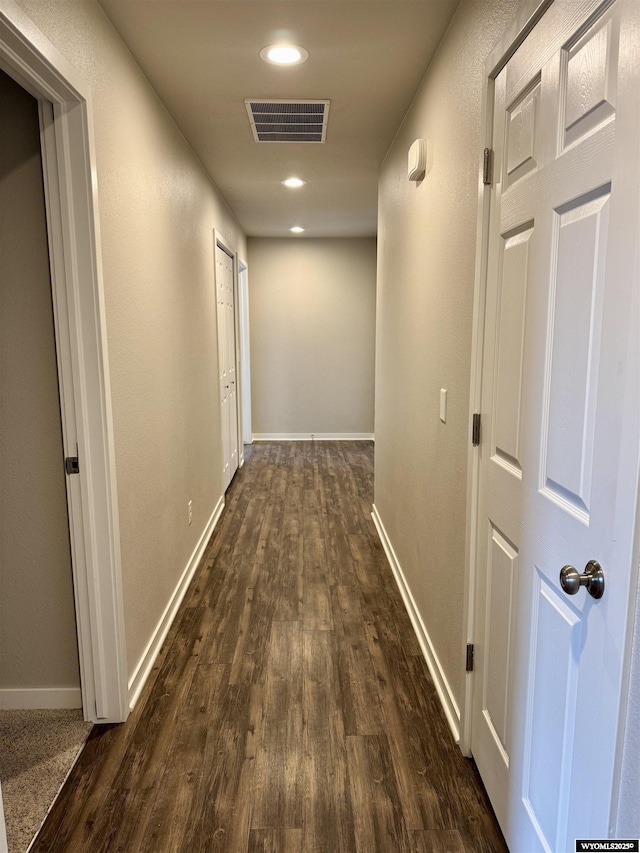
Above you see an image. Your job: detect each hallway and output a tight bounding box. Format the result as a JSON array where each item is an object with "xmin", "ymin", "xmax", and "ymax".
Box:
[{"xmin": 32, "ymin": 442, "xmax": 506, "ymax": 853}]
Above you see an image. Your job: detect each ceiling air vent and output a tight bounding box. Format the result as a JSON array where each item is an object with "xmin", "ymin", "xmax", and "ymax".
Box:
[{"xmin": 245, "ymin": 99, "xmax": 330, "ymax": 143}]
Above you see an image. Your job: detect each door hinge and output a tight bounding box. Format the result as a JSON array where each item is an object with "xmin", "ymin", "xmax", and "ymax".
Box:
[
  {"xmin": 65, "ymin": 444, "xmax": 80, "ymax": 475},
  {"xmin": 472, "ymin": 413, "xmax": 481, "ymax": 447},
  {"xmin": 483, "ymin": 147, "xmax": 493, "ymax": 185},
  {"xmin": 466, "ymin": 643, "xmax": 474, "ymax": 673}
]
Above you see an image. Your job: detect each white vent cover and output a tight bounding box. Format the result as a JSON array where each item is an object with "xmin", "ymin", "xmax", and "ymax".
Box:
[{"xmin": 245, "ymin": 99, "xmax": 330, "ymax": 143}]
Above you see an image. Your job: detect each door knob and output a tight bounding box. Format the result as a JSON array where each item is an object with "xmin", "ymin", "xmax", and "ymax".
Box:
[{"xmin": 559, "ymin": 560, "xmax": 605, "ymax": 599}]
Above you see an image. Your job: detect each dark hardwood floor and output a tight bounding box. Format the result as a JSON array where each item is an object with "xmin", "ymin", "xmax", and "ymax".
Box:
[{"xmin": 33, "ymin": 441, "xmax": 507, "ymax": 853}]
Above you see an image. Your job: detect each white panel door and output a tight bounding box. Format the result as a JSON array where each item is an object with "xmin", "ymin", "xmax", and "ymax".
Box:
[
  {"xmin": 216, "ymin": 243, "xmax": 238, "ymax": 491},
  {"xmin": 472, "ymin": 1, "xmax": 639, "ymax": 850}
]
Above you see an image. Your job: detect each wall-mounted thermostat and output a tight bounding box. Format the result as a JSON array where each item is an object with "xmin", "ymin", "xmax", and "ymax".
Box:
[{"xmin": 408, "ymin": 138, "xmax": 427, "ymax": 182}]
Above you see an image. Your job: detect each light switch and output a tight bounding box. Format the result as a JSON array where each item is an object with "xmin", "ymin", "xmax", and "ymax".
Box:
[{"xmin": 440, "ymin": 389, "xmax": 447, "ymax": 423}]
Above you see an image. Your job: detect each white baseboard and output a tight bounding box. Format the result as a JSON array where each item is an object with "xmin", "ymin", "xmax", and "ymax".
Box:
[
  {"xmin": 128, "ymin": 495, "xmax": 225, "ymax": 710},
  {"xmin": 0, "ymin": 687, "xmax": 82, "ymax": 710},
  {"xmin": 252, "ymin": 433, "xmax": 374, "ymax": 441},
  {"xmin": 371, "ymin": 504, "xmax": 461, "ymax": 742}
]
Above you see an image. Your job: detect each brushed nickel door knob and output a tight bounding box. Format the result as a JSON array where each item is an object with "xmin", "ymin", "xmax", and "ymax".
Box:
[{"xmin": 560, "ymin": 560, "xmax": 605, "ymax": 600}]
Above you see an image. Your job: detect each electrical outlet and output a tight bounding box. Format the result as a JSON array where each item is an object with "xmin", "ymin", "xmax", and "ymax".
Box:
[{"xmin": 188, "ymin": 500, "xmax": 193, "ymax": 525}]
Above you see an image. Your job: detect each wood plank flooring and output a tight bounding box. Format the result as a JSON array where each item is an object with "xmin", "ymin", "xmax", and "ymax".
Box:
[{"xmin": 32, "ymin": 441, "xmax": 507, "ymax": 853}]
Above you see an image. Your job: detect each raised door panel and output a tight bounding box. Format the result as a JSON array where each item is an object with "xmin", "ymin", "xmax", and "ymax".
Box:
[
  {"xmin": 482, "ymin": 524, "xmax": 518, "ymax": 767},
  {"xmin": 542, "ymin": 189, "xmax": 609, "ymax": 522},
  {"xmin": 506, "ymin": 78, "xmax": 541, "ymax": 188},
  {"xmin": 562, "ymin": 8, "xmax": 618, "ymax": 149},
  {"xmin": 523, "ymin": 575, "xmax": 582, "ymax": 851},
  {"xmin": 492, "ymin": 225, "xmax": 533, "ymax": 476}
]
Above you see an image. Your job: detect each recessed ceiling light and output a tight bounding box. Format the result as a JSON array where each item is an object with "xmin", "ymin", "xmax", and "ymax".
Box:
[
  {"xmin": 282, "ymin": 178, "xmax": 307, "ymax": 188},
  {"xmin": 260, "ymin": 44, "xmax": 309, "ymax": 66},
  {"xmin": 290, "ymin": 226, "xmax": 305, "ymax": 233}
]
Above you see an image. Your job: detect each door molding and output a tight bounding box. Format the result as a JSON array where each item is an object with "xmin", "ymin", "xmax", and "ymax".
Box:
[
  {"xmin": 214, "ymin": 230, "xmax": 241, "ymax": 485},
  {"xmin": 237, "ymin": 258, "xmax": 252, "ymax": 452},
  {"xmin": 0, "ymin": 0, "xmax": 128, "ymax": 722},
  {"xmin": 462, "ymin": 0, "xmax": 640, "ymax": 833}
]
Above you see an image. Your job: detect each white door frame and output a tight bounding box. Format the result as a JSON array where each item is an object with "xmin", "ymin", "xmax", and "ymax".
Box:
[
  {"xmin": 214, "ymin": 231, "xmax": 241, "ymax": 478},
  {"xmin": 237, "ymin": 258, "xmax": 252, "ymax": 450},
  {"xmin": 0, "ymin": 0, "xmax": 128, "ymax": 722},
  {"xmin": 461, "ymin": 0, "xmax": 640, "ymax": 828}
]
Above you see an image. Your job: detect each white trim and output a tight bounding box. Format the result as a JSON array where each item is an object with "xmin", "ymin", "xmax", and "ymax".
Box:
[
  {"xmin": 0, "ymin": 688, "xmax": 82, "ymax": 710},
  {"xmin": 233, "ymin": 256, "xmax": 244, "ymax": 468},
  {"xmin": 238, "ymin": 258, "xmax": 252, "ymax": 449},
  {"xmin": 485, "ymin": 0, "xmax": 553, "ymax": 76},
  {"xmin": 252, "ymin": 433, "xmax": 374, "ymax": 441},
  {"xmin": 371, "ymin": 504, "xmax": 460, "ymax": 742},
  {"xmin": 214, "ymin": 230, "xmax": 235, "ymax": 260},
  {"xmin": 214, "ymin": 230, "xmax": 241, "ymax": 490},
  {"xmin": 0, "ymin": 0, "xmax": 128, "ymax": 723},
  {"xmin": 127, "ymin": 496, "xmax": 225, "ymax": 710}
]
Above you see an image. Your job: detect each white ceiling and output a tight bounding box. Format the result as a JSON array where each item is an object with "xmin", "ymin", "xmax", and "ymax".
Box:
[{"xmin": 98, "ymin": 0, "xmax": 460, "ymax": 237}]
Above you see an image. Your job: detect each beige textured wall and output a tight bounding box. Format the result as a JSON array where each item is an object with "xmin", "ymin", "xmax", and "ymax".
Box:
[
  {"xmin": 248, "ymin": 237, "xmax": 376, "ymax": 437},
  {"xmin": 374, "ymin": 0, "xmax": 527, "ymax": 709},
  {"xmin": 0, "ymin": 70, "xmax": 80, "ymax": 692},
  {"xmin": 14, "ymin": 0, "xmax": 246, "ymax": 678}
]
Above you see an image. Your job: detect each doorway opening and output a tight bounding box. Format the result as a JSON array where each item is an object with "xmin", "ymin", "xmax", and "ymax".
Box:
[
  {"xmin": 0, "ymin": 67, "xmax": 94, "ymax": 853},
  {"xmin": 0, "ymin": 70, "xmax": 81, "ymax": 715},
  {"xmin": 237, "ymin": 258, "xmax": 252, "ymax": 452},
  {"xmin": 0, "ymin": 2, "xmax": 128, "ymax": 727},
  {"xmin": 215, "ymin": 232, "xmax": 241, "ymax": 492}
]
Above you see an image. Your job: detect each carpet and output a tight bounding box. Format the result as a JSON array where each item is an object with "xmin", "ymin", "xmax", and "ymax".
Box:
[{"xmin": 0, "ymin": 709, "xmax": 92, "ymax": 852}]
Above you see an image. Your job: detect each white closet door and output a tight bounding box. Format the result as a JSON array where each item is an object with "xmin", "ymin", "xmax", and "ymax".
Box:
[
  {"xmin": 472, "ymin": 1, "xmax": 640, "ymax": 849},
  {"xmin": 216, "ymin": 243, "xmax": 238, "ymax": 491}
]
